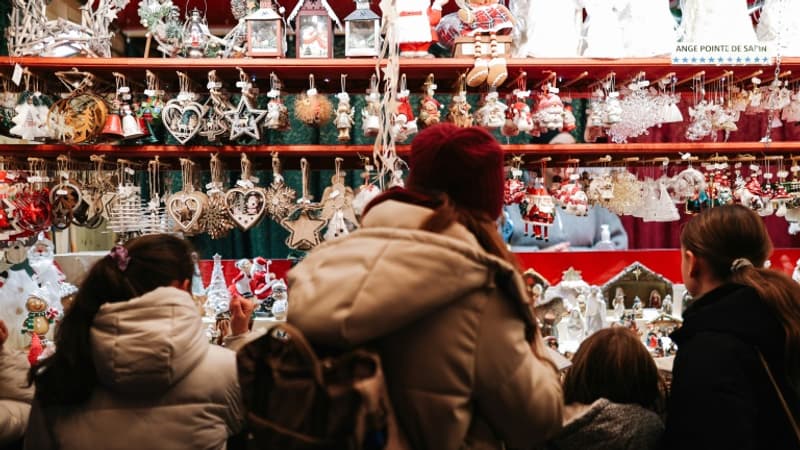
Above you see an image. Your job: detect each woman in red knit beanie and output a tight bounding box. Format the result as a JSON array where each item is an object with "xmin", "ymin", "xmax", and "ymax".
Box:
[{"xmin": 285, "ymin": 123, "xmax": 563, "ymax": 450}]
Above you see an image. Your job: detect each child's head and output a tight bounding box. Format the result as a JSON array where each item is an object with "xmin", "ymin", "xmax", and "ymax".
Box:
[
  {"xmin": 80, "ymin": 234, "xmax": 195, "ymax": 305},
  {"xmin": 563, "ymin": 327, "xmax": 661, "ymax": 409}
]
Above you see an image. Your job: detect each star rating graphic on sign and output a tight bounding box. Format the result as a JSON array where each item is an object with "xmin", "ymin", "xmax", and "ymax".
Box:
[{"xmin": 672, "ymin": 43, "xmax": 775, "ymax": 66}]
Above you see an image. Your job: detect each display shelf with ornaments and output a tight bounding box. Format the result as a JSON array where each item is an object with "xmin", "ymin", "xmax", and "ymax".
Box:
[
  {"xmin": 1, "ymin": 56, "xmax": 795, "ymax": 92},
  {"xmin": 4, "ymin": 142, "xmax": 800, "ymax": 159}
]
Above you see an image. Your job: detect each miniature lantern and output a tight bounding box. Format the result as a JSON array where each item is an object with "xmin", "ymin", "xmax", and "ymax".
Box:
[
  {"xmin": 182, "ymin": 8, "xmax": 211, "ymax": 58},
  {"xmin": 289, "ymin": 0, "xmax": 342, "ymax": 59},
  {"xmin": 344, "ymin": 0, "xmax": 380, "ymax": 57},
  {"xmin": 246, "ymin": 0, "xmax": 285, "ymax": 57}
]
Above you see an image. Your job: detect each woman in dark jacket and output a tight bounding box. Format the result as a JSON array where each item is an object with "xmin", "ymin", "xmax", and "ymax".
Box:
[{"xmin": 662, "ymin": 205, "xmax": 800, "ymax": 449}]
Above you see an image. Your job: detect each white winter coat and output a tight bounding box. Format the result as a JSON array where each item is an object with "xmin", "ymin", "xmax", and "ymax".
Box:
[{"xmin": 25, "ymin": 287, "xmax": 244, "ymax": 450}]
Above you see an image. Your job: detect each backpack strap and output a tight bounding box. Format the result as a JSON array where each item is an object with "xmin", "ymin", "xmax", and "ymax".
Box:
[{"xmin": 756, "ymin": 350, "xmax": 800, "ymax": 445}]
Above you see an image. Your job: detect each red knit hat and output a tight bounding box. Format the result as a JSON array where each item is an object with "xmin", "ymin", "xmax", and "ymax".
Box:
[{"xmin": 407, "ymin": 123, "xmax": 504, "ymax": 218}]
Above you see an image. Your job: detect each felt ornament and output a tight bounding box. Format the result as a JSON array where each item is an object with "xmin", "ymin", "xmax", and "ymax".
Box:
[
  {"xmin": 294, "ymin": 74, "xmax": 333, "ymax": 127},
  {"xmin": 319, "ymin": 158, "xmax": 358, "ymax": 238}
]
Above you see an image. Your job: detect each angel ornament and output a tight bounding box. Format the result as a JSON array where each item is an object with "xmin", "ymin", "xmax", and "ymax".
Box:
[
  {"xmin": 334, "ymin": 76, "xmax": 354, "ymax": 142},
  {"xmin": 362, "ymin": 75, "xmax": 381, "ymax": 137},
  {"xmin": 266, "ymin": 73, "xmax": 290, "ymax": 131},
  {"xmin": 320, "ymin": 158, "xmax": 359, "ymax": 241}
]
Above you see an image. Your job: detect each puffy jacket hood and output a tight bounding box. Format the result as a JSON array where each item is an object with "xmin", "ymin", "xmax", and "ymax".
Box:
[
  {"xmin": 288, "ymin": 200, "xmax": 533, "ymax": 348},
  {"xmin": 90, "ymin": 286, "xmax": 209, "ymax": 395}
]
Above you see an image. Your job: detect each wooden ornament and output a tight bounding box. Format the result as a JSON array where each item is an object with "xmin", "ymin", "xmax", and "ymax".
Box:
[
  {"xmin": 319, "ymin": 157, "xmax": 358, "ymax": 227},
  {"xmin": 281, "ymin": 209, "xmax": 327, "ymax": 250},
  {"xmin": 294, "ymin": 74, "xmax": 332, "ymax": 126},
  {"xmin": 279, "ymin": 158, "xmax": 327, "ymax": 250},
  {"xmin": 162, "ymin": 72, "xmax": 206, "ymax": 145},
  {"xmin": 166, "ymin": 158, "xmax": 208, "ymax": 234},
  {"xmin": 264, "ymin": 153, "xmax": 296, "ymax": 220},
  {"xmin": 225, "ymin": 154, "xmax": 267, "ymax": 231}
]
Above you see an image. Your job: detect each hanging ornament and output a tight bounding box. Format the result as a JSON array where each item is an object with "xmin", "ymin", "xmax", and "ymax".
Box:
[
  {"xmin": 205, "ymin": 253, "xmax": 231, "ymax": 318},
  {"xmin": 163, "ymin": 71, "xmax": 206, "ymax": 145},
  {"xmin": 265, "ymin": 73, "xmax": 290, "ymax": 131},
  {"xmin": 447, "ymin": 73, "xmax": 473, "ymax": 128},
  {"xmin": 167, "ymin": 158, "xmax": 208, "ymax": 235},
  {"xmin": 182, "ymin": 6, "xmax": 213, "ymax": 58},
  {"xmin": 504, "ymin": 156, "xmax": 526, "ymax": 206},
  {"xmin": 138, "ymin": 70, "xmax": 165, "ymax": 144},
  {"xmin": 362, "ymin": 74, "xmax": 381, "ymax": 136},
  {"xmin": 10, "ymin": 89, "xmax": 47, "ymax": 142},
  {"xmin": 475, "ymin": 89, "xmax": 507, "ymax": 129},
  {"xmin": 510, "ymin": 77, "xmax": 534, "ymax": 134},
  {"xmin": 294, "ymin": 74, "xmax": 333, "ymax": 127},
  {"xmin": 280, "ymin": 158, "xmax": 327, "ymax": 251},
  {"xmin": 264, "ymin": 152, "xmax": 297, "ymax": 221},
  {"xmin": 112, "ymin": 73, "xmax": 146, "ymax": 141},
  {"xmin": 201, "ymin": 70, "xmax": 232, "ymax": 142},
  {"xmin": 141, "ymin": 156, "xmax": 173, "ymax": 235},
  {"xmin": 554, "ymin": 163, "xmax": 589, "ymax": 216},
  {"xmin": 224, "ymin": 68, "xmax": 268, "ymax": 141},
  {"xmin": 521, "ymin": 163, "xmax": 556, "ymax": 241},
  {"xmin": 200, "ymin": 153, "xmax": 235, "ymax": 239},
  {"xmin": 335, "ymin": 75, "xmax": 355, "ymax": 143},
  {"xmin": 319, "ymin": 158, "xmax": 358, "ymax": 241},
  {"xmin": 352, "ymin": 156, "xmax": 381, "ymax": 218},
  {"xmin": 534, "ymin": 74, "xmax": 564, "ymax": 132},
  {"xmin": 12, "ymin": 158, "xmax": 51, "ymax": 234},
  {"xmin": 417, "ymin": 74, "xmax": 442, "ymax": 130},
  {"xmin": 48, "ymin": 69, "xmax": 107, "ymax": 144},
  {"xmin": 49, "ymin": 155, "xmax": 83, "ymax": 230},
  {"xmin": 390, "ymin": 74, "xmax": 417, "ymax": 142},
  {"xmin": 226, "ymin": 153, "xmax": 267, "ymax": 231},
  {"xmin": 106, "ymin": 159, "xmax": 144, "ymax": 238}
]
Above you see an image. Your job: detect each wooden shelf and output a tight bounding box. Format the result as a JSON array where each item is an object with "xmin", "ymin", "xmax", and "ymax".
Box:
[
  {"xmin": 0, "ymin": 56, "xmax": 787, "ymax": 92},
  {"xmin": 2, "ymin": 142, "xmax": 797, "ymax": 160}
]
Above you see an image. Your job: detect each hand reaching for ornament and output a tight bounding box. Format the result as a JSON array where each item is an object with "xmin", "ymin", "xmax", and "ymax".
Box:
[
  {"xmin": 229, "ymin": 294, "xmax": 255, "ymax": 336},
  {"xmin": 0, "ymin": 320, "xmax": 7, "ymax": 349}
]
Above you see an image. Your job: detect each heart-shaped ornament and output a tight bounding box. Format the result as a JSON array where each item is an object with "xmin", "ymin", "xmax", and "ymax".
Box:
[
  {"xmin": 225, "ymin": 187, "xmax": 267, "ymax": 231},
  {"xmin": 167, "ymin": 191, "xmax": 207, "ymax": 234},
  {"xmin": 162, "ymin": 100, "xmax": 205, "ymax": 145}
]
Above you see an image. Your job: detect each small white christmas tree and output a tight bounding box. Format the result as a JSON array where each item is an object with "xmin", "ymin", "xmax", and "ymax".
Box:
[{"xmin": 205, "ymin": 254, "xmax": 231, "ymax": 317}]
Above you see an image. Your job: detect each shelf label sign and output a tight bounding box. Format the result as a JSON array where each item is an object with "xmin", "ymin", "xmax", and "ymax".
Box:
[{"xmin": 672, "ymin": 43, "xmax": 775, "ymax": 65}]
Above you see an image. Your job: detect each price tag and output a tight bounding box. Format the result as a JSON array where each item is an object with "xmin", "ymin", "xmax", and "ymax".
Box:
[
  {"xmin": 249, "ymin": 176, "xmax": 259, "ymax": 184},
  {"xmin": 56, "ymin": 189, "xmax": 68, "ymax": 196},
  {"xmin": 306, "ymin": 88, "xmax": 318, "ymax": 96},
  {"xmin": 237, "ymin": 179, "xmax": 254, "ymax": 189},
  {"xmin": 511, "ymin": 168, "xmax": 523, "ymax": 178},
  {"xmin": 124, "ymin": 167, "xmax": 135, "ymax": 175},
  {"xmin": 548, "ymin": 86, "xmax": 560, "ymax": 94},
  {"xmin": 12, "ymin": 64, "xmax": 23, "ymax": 86},
  {"xmin": 144, "ymin": 89, "xmax": 155, "ymax": 96}
]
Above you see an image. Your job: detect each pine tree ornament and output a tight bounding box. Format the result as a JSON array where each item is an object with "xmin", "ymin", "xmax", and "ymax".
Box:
[{"xmin": 205, "ymin": 254, "xmax": 231, "ymax": 317}]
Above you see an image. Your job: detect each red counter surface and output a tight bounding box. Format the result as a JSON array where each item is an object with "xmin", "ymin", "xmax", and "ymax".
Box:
[{"xmin": 199, "ymin": 248, "xmax": 800, "ymax": 287}]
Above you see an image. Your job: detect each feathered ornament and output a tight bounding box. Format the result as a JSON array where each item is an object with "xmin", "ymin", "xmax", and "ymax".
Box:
[{"xmin": 294, "ymin": 74, "xmax": 333, "ymax": 127}]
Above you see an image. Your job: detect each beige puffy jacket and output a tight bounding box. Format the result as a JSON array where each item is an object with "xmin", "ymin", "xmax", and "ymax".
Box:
[
  {"xmin": 0, "ymin": 346, "xmax": 33, "ymax": 445},
  {"xmin": 25, "ymin": 287, "xmax": 244, "ymax": 450},
  {"xmin": 288, "ymin": 200, "xmax": 563, "ymax": 450}
]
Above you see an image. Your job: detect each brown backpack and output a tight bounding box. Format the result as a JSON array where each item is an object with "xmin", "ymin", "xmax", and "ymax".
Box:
[{"xmin": 236, "ymin": 323, "xmax": 409, "ymax": 450}]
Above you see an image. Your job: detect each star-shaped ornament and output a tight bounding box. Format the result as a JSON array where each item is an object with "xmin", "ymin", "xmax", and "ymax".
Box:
[
  {"xmin": 280, "ymin": 208, "xmax": 327, "ymax": 251},
  {"xmin": 224, "ymin": 95, "xmax": 267, "ymax": 141}
]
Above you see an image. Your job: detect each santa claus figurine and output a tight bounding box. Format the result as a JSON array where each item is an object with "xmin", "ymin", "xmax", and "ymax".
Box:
[
  {"xmin": 398, "ymin": 0, "xmax": 450, "ymax": 57},
  {"xmin": 232, "ymin": 258, "xmax": 254, "ymax": 298},
  {"xmin": 249, "ymin": 257, "xmax": 274, "ymax": 302}
]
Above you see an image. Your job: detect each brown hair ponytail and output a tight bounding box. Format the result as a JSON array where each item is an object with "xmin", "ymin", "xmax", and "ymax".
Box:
[{"xmin": 681, "ymin": 205, "xmax": 800, "ymax": 394}]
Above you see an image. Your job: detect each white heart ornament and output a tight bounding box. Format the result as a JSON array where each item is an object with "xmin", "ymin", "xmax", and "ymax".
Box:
[
  {"xmin": 167, "ymin": 191, "xmax": 207, "ymax": 233},
  {"xmin": 225, "ymin": 187, "xmax": 267, "ymax": 231},
  {"xmin": 162, "ymin": 100, "xmax": 205, "ymax": 145}
]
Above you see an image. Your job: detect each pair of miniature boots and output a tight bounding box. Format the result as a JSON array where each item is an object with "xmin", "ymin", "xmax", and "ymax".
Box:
[{"xmin": 466, "ymin": 33, "xmax": 508, "ymax": 88}]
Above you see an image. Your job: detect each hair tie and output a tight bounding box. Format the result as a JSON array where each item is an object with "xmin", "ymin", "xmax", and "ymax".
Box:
[
  {"xmin": 730, "ymin": 257, "xmax": 753, "ymax": 272},
  {"xmin": 108, "ymin": 245, "xmax": 131, "ymax": 272}
]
